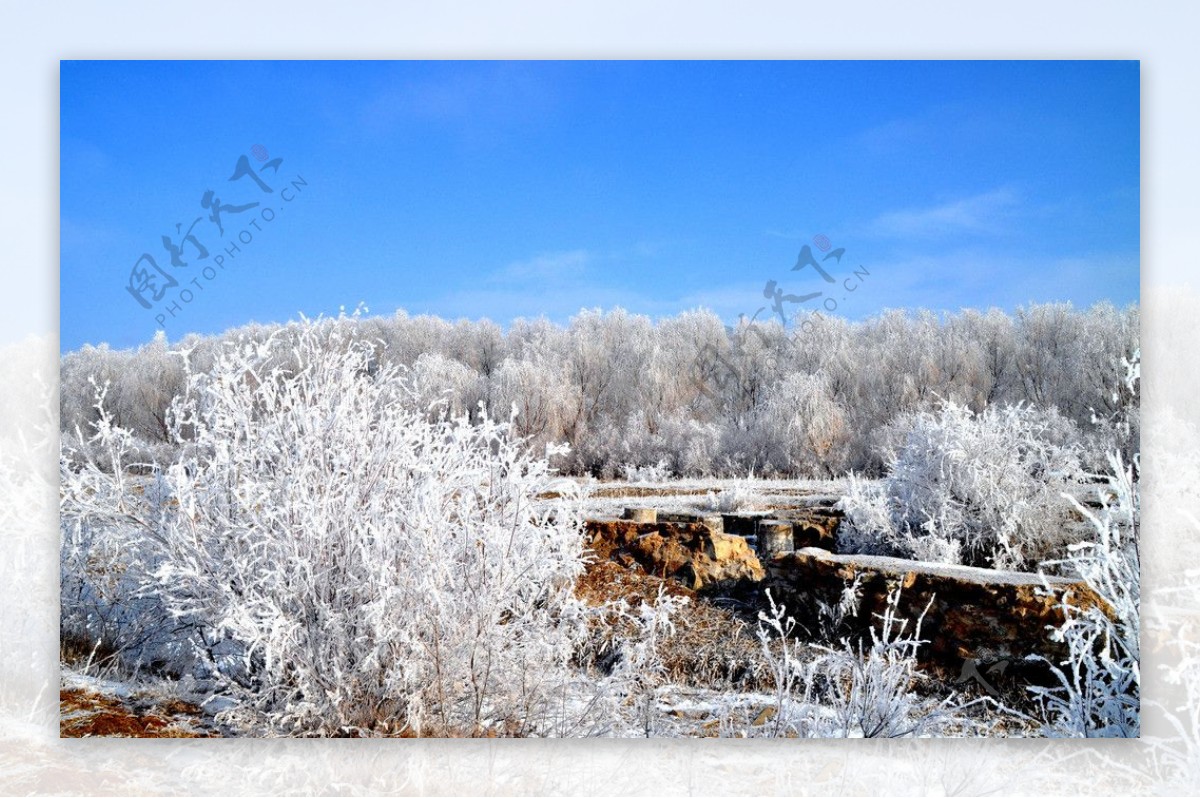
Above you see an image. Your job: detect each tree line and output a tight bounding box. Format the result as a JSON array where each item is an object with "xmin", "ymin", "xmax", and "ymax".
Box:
[{"xmin": 60, "ymin": 301, "xmax": 1140, "ymax": 479}]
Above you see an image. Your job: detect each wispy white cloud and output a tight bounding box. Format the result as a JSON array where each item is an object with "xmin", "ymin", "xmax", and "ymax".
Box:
[
  {"xmin": 675, "ymin": 280, "xmax": 774, "ymax": 319},
  {"xmin": 867, "ymin": 188, "xmax": 1021, "ymax": 239},
  {"xmin": 856, "ymin": 116, "xmax": 929, "ymax": 156},
  {"xmin": 489, "ymin": 249, "xmax": 592, "ymax": 284},
  {"xmin": 853, "ymin": 105, "xmax": 997, "ymax": 158},
  {"xmin": 840, "ymin": 248, "xmax": 1139, "ymax": 317},
  {"xmin": 423, "ymin": 281, "xmax": 673, "ymax": 326},
  {"xmin": 413, "ymin": 246, "xmax": 1137, "ymax": 329},
  {"xmin": 358, "ymin": 62, "xmax": 558, "ymax": 140}
]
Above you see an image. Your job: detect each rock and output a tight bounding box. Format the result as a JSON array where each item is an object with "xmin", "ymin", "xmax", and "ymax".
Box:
[
  {"xmin": 756, "ymin": 520, "xmax": 794, "ymax": 559},
  {"xmin": 791, "ymin": 520, "xmax": 837, "ymax": 551},
  {"xmin": 793, "ymin": 494, "xmax": 842, "ymax": 509},
  {"xmin": 751, "ymin": 705, "xmax": 777, "ymax": 727},
  {"xmin": 584, "ymin": 518, "xmax": 643, "ymax": 560},
  {"xmin": 585, "ymin": 519, "xmax": 765, "ymax": 592},
  {"xmin": 764, "ymin": 547, "xmax": 1112, "ymax": 667},
  {"xmin": 659, "ymin": 511, "xmax": 724, "ymax": 535},
  {"xmin": 773, "ymin": 508, "xmax": 843, "ymax": 552},
  {"xmin": 658, "ymin": 510, "xmax": 702, "ymax": 523},
  {"xmin": 708, "ymin": 530, "xmax": 749, "ymax": 562},
  {"xmin": 630, "ymin": 532, "xmax": 696, "ymax": 581},
  {"xmin": 793, "ymin": 510, "xmax": 842, "ymax": 551},
  {"xmin": 721, "ymin": 512, "xmax": 774, "ymax": 538}
]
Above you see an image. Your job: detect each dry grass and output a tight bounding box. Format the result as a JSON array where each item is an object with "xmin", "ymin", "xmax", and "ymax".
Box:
[
  {"xmin": 60, "ymin": 688, "xmax": 212, "ymax": 738},
  {"xmin": 575, "ymin": 559, "xmax": 771, "ymax": 690}
]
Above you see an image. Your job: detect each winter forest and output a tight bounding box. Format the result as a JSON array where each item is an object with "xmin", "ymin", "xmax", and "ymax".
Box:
[{"xmin": 58, "ymin": 300, "xmax": 1141, "ymax": 739}]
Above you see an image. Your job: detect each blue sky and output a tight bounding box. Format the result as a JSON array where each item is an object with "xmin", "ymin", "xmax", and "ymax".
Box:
[{"xmin": 60, "ymin": 60, "xmax": 1140, "ymax": 351}]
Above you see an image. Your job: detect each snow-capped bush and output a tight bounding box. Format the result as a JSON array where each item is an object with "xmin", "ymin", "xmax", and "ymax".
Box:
[
  {"xmin": 605, "ymin": 587, "xmax": 690, "ymax": 737},
  {"xmin": 838, "ymin": 401, "xmax": 1088, "ymax": 568},
  {"xmin": 1085, "ymin": 348, "xmax": 1140, "ymax": 473},
  {"xmin": 817, "ymin": 590, "xmax": 970, "ymax": 738},
  {"xmin": 61, "ymin": 317, "xmax": 689, "ymax": 737},
  {"xmin": 1029, "ymin": 451, "xmax": 1140, "ymax": 737}
]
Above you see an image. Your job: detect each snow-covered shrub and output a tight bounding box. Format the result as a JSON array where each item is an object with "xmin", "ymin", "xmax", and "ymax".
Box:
[
  {"xmin": 838, "ymin": 402, "xmax": 1087, "ymax": 568},
  {"xmin": 61, "ymin": 317, "xmax": 683, "ymax": 737},
  {"xmin": 59, "ymin": 382, "xmax": 184, "ymax": 675},
  {"xmin": 748, "ymin": 591, "xmax": 827, "ymax": 737},
  {"xmin": 867, "ymin": 411, "xmax": 921, "ymax": 474},
  {"xmin": 817, "ymin": 589, "xmax": 971, "ymax": 738},
  {"xmin": 1083, "ymin": 348, "xmax": 1140, "ymax": 474},
  {"xmin": 611, "ymin": 412, "xmax": 723, "ymax": 480},
  {"xmin": 836, "ymin": 475, "xmax": 902, "ymax": 558},
  {"xmin": 814, "ymin": 573, "xmax": 865, "ymax": 642},
  {"xmin": 1029, "ymin": 454, "xmax": 1140, "ymax": 737},
  {"xmin": 667, "ymin": 419, "xmax": 723, "ymax": 478}
]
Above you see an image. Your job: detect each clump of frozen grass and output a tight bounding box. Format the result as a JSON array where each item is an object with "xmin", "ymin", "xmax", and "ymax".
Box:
[
  {"xmin": 60, "ymin": 315, "xmax": 685, "ymax": 737},
  {"xmin": 744, "ymin": 589, "xmax": 979, "ymax": 738},
  {"xmin": 701, "ymin": 474, "xmax": 762, "ymax": 513},
  {"xmin": 815, "ymin": 573, "xmax": 865, "ymax": 641},
  {"xmin": 837, "ymin": 401, "xmax": 1087, "ymax": 569},
  {"xmin": 620, "ymin": 459, "xmax": 673, "ymax": 484},
  {"xmin": 1029, "ymin": 450, "xmax": 1140, "ymax": 737},
  {"xmin": 604, "ymin": 587, "xmax": 690, "ymax": 737},
  {"xmin": 746, "ymin": 591, "xmax": 825, "ymax": 737}
]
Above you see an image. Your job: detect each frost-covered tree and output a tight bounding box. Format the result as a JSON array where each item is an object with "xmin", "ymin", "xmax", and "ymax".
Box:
[
  {"xmin": 561, "ymin": 309, "xmax": 657, "ymax": 476},
  {"xmin": 60, "ymin": 343, "xmax": 128, "ymax": 434},
  {"xmin": 116, "ymin": 330, "xmax": 186, "ymax": 443},
  {"xmin": 1030, "ymin": 351, "xmax": 1141, "ymax": 737},
  {"xmin": 407, "ymin": 351, "xmax": 486, "ymax": 422},
  {"xmin": 754, "ymin": 372, "xmax": 850, "ymax": 477},
  {"xmin": 491, "ymin": 355, "xmax": 577, "ymax": 454}
]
